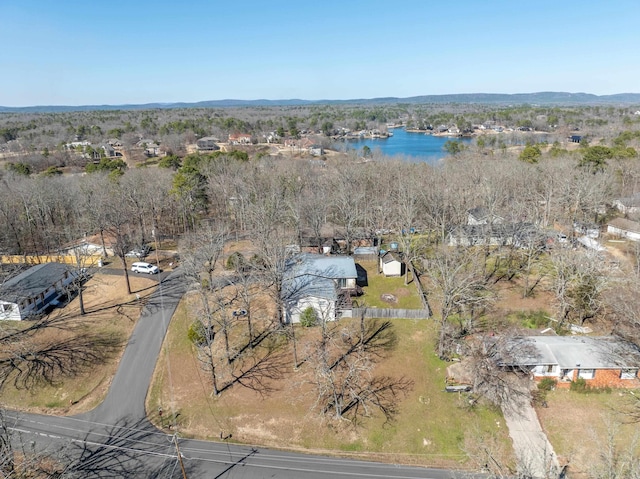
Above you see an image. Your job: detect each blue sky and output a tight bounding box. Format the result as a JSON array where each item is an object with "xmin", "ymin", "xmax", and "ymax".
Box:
[{"xmin": 1, "ymin": 0, "xmax": 639, "ymax": 106}]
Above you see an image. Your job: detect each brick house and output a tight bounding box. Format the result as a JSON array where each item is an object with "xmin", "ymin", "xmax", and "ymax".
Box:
[{"xmin": 499, "ymin": 336, "xmax": 640, "ymax": 389}]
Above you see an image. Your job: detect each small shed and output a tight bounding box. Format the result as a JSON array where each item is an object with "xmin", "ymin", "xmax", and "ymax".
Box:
[{"xmin": 379, "ymin": 251, "xmax": 404, "ymax": 277}]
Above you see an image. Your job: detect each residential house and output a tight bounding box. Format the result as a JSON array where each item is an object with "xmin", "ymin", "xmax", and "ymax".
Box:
[
  {"xmin": 281, "ymin": 254, "xmax": 358, "ymax": 324},
  {"xmin": 0, "ymin": 263, "xmax": 78, "ymax": 321},
  {"xmin": 196, "ymin": 136, "xmax": 220, "ymax": 151},
  {"xmin": 100, "ymin": 144, "xmax": 117, "ymax": 158},
  {"xmin": 379, "ymin": 251, "xmax": 403, "ymax": 277},
  {"xmin": 228, "ymin": 133, "xmax": 252, "ymax": 145},
  {"xmin": 499, "ymin": 336, "xmax": 640, "ymax": 389},
  {"xmin": 613, "ymin": 193, "xmax": 640, "ymax": 215},
  {"xmin": 607, "ymin": 217, "xmax": 640, "ymax": 242},
  {"xmin": 136, "ymin": 139, "xmax": 162, "ymax": 157}
]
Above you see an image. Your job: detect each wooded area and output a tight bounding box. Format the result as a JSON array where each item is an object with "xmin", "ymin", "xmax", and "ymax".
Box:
[{"xmin": 2, "ymin": 102, "xmax": 640, "ymax": 477}]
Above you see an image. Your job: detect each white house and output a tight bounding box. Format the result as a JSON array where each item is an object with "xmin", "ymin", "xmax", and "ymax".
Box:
[
  {"xmin": 0, "ymin": 263, "xmax": 77, "ymax": 321},
  {"xmin": 607, "ymin": 217, "xmax": 640, "ymax": 242},
  {"xmin": 379, "ymin": 251, "xmax": 403, "ymax": 277},
  {"xmin": 281, "ymin": 254, "xmax": 357, "ymax": 324}
]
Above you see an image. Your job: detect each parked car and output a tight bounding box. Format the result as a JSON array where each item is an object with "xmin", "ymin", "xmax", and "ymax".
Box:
[
  {"xmin": 125, "ymin": 245, "xmax": 151, "ymax": 258},
  {"xmin": 131, "ymin": 262, "xmax": 159, "ymax": 274}
]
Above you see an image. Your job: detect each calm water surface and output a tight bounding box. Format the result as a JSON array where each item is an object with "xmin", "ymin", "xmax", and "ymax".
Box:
[{"xmin": 340, "ymin": 128, "xmax": 473, "ymax": 164}]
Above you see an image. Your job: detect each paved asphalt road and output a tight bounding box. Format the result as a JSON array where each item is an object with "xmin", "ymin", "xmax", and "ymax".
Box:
[{"xmin": 6, "ymin": 270, "xmax": 480, "ymax": 478}]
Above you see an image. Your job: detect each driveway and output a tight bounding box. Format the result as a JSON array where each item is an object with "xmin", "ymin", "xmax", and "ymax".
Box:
[{"xmin": 502, "ymin": 382, "xmax": 560, "ymax": 478}]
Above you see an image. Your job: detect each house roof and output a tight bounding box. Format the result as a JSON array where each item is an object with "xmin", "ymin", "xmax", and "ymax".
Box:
[
  {"xmin": 380, "ymin": 251, "xmax": 402, "ymax": 264},
  {"xmin": 0, "ymin": 263, "xmax": 73, "ymax": 303},
  {"xmin": 608, "ymin": 217, "xmax": 640, "ymax": 234},
  {"xmin": 501, "ymin": 336, "xmax": 640, "ymax": 370},
  {"xmin": 282, "ymin": 254, "xmax": 356, "ymax": 302}
]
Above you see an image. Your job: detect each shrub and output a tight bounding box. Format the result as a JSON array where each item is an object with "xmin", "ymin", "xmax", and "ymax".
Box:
[
  {"xmin": 187, "ymin": 321, "xmax": 213, "ymax": 346},
  {"xmin": 538, "ymin": 377, "xmax": 557, "ymax": 392},
  {"xmin": 225, "ymin": 252, "xmax": 245, "ymax": 271},
  {"xmin": 570, "ymin": 378, "xmax": 590, "ymax": 393},
  {"xmin": 514, "ymin": 310, "xmax": 550, "ymax": 329},
  {"xmin": 300, "ymin": 307, "xmax": 317, "ymax": 327}
]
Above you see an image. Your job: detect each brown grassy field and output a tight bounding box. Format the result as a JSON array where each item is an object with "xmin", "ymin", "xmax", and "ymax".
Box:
[{"xmin": 147, "ymin": 291, "xmax": 514, "ymax": 469}]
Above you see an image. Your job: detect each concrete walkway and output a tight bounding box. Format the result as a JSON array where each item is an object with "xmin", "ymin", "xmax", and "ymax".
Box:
[{"xmin": 502, "ymin": 382, "xmax": 560, "ymax": 478}]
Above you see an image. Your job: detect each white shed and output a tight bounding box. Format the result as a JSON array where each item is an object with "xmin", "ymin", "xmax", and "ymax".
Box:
[{"xmin": 379, "ymin": 251, "xmax": 403, "ymax": 277}]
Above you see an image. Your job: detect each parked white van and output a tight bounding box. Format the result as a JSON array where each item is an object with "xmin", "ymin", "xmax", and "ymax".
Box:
[{"xmin": 131, "ymin": 262, "xmax": 159, "ymax": 274}]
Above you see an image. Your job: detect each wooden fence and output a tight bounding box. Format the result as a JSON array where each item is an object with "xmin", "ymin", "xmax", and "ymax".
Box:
[
  {"xmin": 351, "ymin": 308, "xmax": 431, "ymax": 320},
  {"xmin": 1, "ymin": 254, "xmax": 102, "ymax": 266}
]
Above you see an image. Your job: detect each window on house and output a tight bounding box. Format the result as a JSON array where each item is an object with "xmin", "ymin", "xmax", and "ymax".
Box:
[
  {"xmin": 545, "ymin": 365, "xmax": 556, "ymax": 373},
  {"xmin": 621, "ymin": 369, "xmax": 638, "ymax": 380},
  {"xmin": 578, "ymin": 369, "xmax": 595, "ymax": 379}
]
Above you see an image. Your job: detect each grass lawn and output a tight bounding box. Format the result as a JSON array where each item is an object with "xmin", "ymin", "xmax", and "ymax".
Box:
[
  {"xmin": 537, "ymin": 388, "xmax": 640, "ymax": 478},
  {"xmin": 147, "ymin": 296, "xmax": 513, "ymax": 469},
  {"xmin": 356, "ymin": 260, "xmax": 423, "ymax": 310}
]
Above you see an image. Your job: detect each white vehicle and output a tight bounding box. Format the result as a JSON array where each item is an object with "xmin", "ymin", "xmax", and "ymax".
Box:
[{"xmin": 131, "ymin": 262, "xmax": 159, "ymax": 274}]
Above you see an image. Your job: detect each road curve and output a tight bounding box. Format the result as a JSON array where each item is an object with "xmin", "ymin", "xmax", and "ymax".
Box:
[{"xmin": 6, "ymin": 269, "xmax": 479, "ymax": 478}]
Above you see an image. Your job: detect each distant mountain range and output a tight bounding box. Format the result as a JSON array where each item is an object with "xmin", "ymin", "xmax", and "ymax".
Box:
[{"xmin": 2, "ymin": 92, "xmax": 640, "ymax": 113}]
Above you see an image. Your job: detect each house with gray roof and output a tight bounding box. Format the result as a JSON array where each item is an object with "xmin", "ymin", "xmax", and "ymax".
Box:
[
  {"xmin": 196, "ymin": 136, "xmax": 221, "ymax": 151},
  {"xmin": 607, "ymin": 217, "xmax": 640, "ymax": 241},
  {"xmin": 0, "ymin": 263, "xmax": 78, "ymax": 320},
  {"xmin": 281, "ymin": 254, "xmax": 358, "ymax": 324},
  {"xmin": 499, "ymin": 336, "xmax": 640, "ymax": 389},
  {"xmin": 613, "ymin": 193, "xmax": 640, "ymax": 215}
]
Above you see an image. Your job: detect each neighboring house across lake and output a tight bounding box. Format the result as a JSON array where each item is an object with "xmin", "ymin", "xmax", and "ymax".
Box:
[
  {"xmin": 499, "ymin": 336, "xmax": 640, "ymax": 389},
  {"xmin": 196, "ymin": 136, "xmax": 221, "ymax": 151},
  {"xmin": 0, "ymin": 263, "xmax": 78, "ymax": 321},
  {"xmin": 281, "ymin": 254, "xmax": 358, "ymax": 324}
]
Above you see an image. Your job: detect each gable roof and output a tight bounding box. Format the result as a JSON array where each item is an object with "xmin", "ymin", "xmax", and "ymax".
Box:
[
  {"xmin": 282, "ymin": 254, "xmax": 357, "ymax": 301},
  {"xmin": 501, "ymin": 336, "xmax": 640, "ymax": 370},
  {"xmin": 608, "ymin": 217, "xmax": 640, "ymax": 234},
  {"xmin": 380, "ymin": 251, "xmax": 403, "ymax": 264},
  {"xmin": 0, "ymin": 263, "xmax": 73, "ymax": 303}
]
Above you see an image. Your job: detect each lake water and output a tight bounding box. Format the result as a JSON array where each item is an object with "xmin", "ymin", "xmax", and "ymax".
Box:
[{"xmin": 339, "ymin": 128, "xmax": 473, "ymax": 164}]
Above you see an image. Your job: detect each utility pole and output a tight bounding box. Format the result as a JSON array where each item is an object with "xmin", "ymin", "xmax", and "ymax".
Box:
[{"xmin": 173, "ymin": 434, "xmax": 188, "ymax": 479}]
